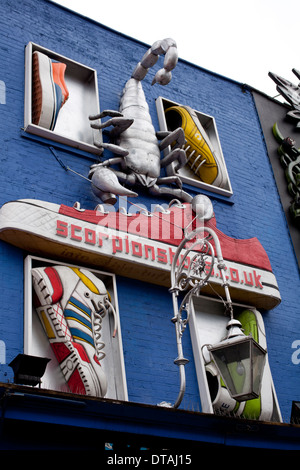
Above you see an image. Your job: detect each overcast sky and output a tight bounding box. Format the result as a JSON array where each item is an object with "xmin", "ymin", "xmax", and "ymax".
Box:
[{"xmin": 53, "ymin": 0, "xmax": 299, "ymax": 100}]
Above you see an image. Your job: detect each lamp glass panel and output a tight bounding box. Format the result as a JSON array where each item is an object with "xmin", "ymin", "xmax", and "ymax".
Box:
[
  {"xmin": 212, "ymin": 340, "xmax": 251, "ymax": 398},
  {"xmin": 252, "ymin": 341, "xmax": 267, "ymax": 396},
  {"xmin": 210, "ymin": 336, "xmax": 267, "ymax": 401}
]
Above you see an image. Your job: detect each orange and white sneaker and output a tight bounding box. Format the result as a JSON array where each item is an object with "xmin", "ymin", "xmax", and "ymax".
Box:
[
  {"xmin": 32, "ymin": 51, "xmax": 69, "ymax": 130},
  {"xmin": 165, "ymin": 105, "xmax": 225, "ymax": 187}
]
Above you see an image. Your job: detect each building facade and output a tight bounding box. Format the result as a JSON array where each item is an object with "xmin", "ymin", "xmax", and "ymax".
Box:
[{"xmin": 0, "ymin": 0, "xmax": 300, "ymax": 453}]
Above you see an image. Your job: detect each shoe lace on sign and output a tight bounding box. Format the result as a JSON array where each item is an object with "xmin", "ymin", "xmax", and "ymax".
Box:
[
  {"xmin": 184, "ymin": 144, "xmax": 207, "ymax": 174},
  {"xmin": 91, "ymin": 297, "xmax": 117, "ymax": 362}
]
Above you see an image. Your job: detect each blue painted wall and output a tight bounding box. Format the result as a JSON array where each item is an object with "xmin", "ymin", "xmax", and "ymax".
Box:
[{"xmin": 0, "ymin": 0, "xmax": 299, "ymax": 422}]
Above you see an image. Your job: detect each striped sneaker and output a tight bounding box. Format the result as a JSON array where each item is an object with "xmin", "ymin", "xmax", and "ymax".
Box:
[
  {"xmin": 32, "ymin": 51, "xmax": 69, "ymax": 130},
  {"xmin": 32, "ymin": 266, "xmax": 111, "ymax": 397}
]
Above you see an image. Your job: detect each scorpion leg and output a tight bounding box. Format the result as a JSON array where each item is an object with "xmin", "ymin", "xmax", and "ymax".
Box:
[
  {"xmin": 89, "ymin": 111, "xmax": 133, "ymax": 154},
  {"xmin": 90, "ymin": 116, "xmax": 133, "ymax": 137},
  {"xmin": 158, "ymin": 127, "xmax": 185, "ymax": 151},
  {"xmin": 161, "ymin": 148, "xmax": 187, "ymax": 171},
  {"xmin": 95, "ymin": 142, "xmax": 129, "ymax": 156},
  {"xmin": 90, "ymin": 110, "xmax": 124, "ymax": 119},
  {"xmin": 149, "ymin": 183, "xmax": 192, "ymax": 203},
  {"xmin": 158, "ymin": 127, "xmax": 187, "ymax": 171},
  {"xmin": 157, "ymin": 175, "xmax": 182, "ymax": 189},
  {"xmin": 89, "ymin": 158, "xmax": 125, "ymax": 177}
]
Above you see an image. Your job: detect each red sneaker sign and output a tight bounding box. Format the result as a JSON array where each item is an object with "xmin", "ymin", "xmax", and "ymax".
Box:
[{"xmin": 0, "ymin": 199, "xmax": 280, "ymax": 309}]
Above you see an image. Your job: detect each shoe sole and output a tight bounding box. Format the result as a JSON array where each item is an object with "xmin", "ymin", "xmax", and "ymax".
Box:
[{"xmin": 32, "ymin": 51, "xmax": 58, "ymax": 130}]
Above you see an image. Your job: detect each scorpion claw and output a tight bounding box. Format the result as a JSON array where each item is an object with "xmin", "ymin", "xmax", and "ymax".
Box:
[{"xmin": 90, "ymin": 166, "xmax": 138, "ymax": 203}]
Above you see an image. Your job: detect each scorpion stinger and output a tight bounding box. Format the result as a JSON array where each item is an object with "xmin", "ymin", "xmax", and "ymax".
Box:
[
  {"xmin": 88, "ymin": 38, "xmax": 194, "ymax": 206},
  {"xmin": 131, "ymin": 37, "xmax": 178, "ymax": 85}
]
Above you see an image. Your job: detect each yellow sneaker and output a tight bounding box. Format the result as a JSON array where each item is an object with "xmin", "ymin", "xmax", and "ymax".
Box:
[{"xmin": 165, "ymin": 105, "xmax": 222, "ymax": 186}]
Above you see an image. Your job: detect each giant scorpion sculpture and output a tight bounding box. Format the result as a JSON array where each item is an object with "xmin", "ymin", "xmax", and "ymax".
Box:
[{"xmin": 88, "ymin": 38, "xmax": 193, "ymax": 205}]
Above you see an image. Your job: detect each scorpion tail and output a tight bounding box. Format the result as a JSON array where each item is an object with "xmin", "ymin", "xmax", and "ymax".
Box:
[{"xmin": 132, "ymin": 38, "xmax": 178, "ymax": 86}]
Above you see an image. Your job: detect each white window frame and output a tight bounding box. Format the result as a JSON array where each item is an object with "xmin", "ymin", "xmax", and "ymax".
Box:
[
  {"xmin": 156, "ymin": 97, "xmax": 233, "ymax": 197},
  {"xmin": 24, "ymin": 255, "xmax": 128, "ymax": 401},
  {"xmin": 24, "ymin": 42, "xmax": 102, "ymax": 154}
]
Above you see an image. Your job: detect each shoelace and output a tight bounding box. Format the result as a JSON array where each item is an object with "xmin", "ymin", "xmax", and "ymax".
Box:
[
  {"xmin": 91, "ymin": 298, "xmax": 117, "ymax": 362},
  {"xmin": 184, "ymin": 144, "xmax": 207, "ymax": 174}
]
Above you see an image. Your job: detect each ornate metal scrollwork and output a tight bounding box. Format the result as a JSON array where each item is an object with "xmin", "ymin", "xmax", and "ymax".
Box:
[
  {"xmin": 169, "ymin": 225, "xmax": 233, "ymax": 409},
  {"xmin": 173, "ymin": 238, "xmax": 215, "ymax": 294}
]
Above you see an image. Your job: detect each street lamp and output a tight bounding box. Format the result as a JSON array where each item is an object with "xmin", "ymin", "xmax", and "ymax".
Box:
[
  {"xmin": 168, "ymin": 199, "xmax": 267, "ymax": 408},
  {"xmin": 208, "ymin": 319, "xmax": 267, "ymax": 402}
]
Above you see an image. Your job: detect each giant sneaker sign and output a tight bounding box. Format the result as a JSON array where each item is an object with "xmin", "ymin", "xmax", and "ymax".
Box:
[{"xmin": 0, "ymin": 199, "xmax": 280, "ymax": 309}]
